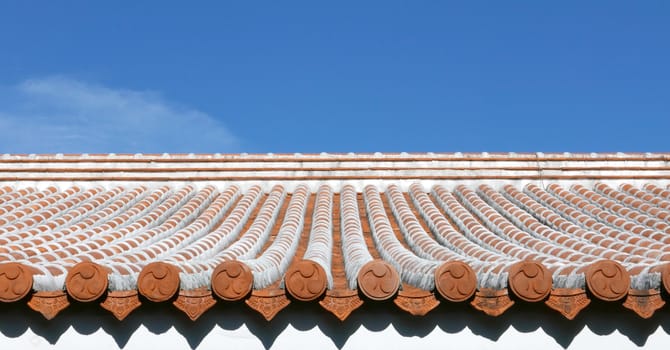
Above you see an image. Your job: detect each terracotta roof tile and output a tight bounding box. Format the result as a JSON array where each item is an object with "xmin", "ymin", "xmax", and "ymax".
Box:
[{"xmin": 1, "ymin": 153, "xmax": 670, "ymax": 321}]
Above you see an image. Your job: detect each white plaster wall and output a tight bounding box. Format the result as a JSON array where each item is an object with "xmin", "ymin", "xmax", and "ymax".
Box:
[
  {"xmin": 1, "ymin": 323, "xmax": 669, "ymax": 350},
  {"xmin": 1, "ymin": 153, "xmax": 668, "ymax": 182},
  {"xmin": 1, "ymin": 153, "xmax": 668, "ymax": 194}
]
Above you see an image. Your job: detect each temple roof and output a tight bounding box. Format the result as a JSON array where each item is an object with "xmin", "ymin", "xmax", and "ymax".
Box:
[{"xmin": 0, "ymin": 153, "xmax": 669, "ymax": 321}]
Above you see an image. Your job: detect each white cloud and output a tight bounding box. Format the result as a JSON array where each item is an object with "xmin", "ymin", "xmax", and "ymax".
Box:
[{"xmin": 0, "ymin": 76, "xmax": 239, "ymax": 153}]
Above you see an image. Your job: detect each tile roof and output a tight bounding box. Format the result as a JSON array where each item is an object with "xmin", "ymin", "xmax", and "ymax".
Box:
[{"xmin": 0, "ymin": 153, "xmax": 669, "ymax": 321}]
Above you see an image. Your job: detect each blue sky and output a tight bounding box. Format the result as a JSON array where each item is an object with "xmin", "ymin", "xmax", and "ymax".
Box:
[{"xmin": 0, "ymin": 1, "xmax": 668, "ymax": 153}]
